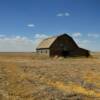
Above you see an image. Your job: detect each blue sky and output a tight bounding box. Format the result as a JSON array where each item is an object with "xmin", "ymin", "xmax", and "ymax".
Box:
[{"xmin": 0, "ymin": 0, "xmax": 100, "ymax": 51}]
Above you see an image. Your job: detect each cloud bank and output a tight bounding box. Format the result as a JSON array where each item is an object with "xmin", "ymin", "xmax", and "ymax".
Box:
[
  {"xmin": 0, "ymin": 33, "xmax": 99, "ymax": 52},
  {"xmin": 0, "ymin": 34, "xmax": 48, "ymax": 52}
]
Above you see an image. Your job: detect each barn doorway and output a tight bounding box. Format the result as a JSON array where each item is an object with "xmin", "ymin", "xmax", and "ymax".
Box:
[{"xmin": 62, "ymin": 51, "xmax": 70, "ymax": 57}]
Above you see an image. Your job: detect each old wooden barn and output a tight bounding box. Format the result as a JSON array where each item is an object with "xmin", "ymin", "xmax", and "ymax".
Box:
[{"xmin": 36, "ymin": 34, "xmax": 90, "ymax": 57}]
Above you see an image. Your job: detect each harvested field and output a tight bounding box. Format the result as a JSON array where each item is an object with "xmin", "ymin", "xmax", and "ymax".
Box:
[{"xmin": 0, "ymin": 52, "xmax": 100, "ymax": 100}]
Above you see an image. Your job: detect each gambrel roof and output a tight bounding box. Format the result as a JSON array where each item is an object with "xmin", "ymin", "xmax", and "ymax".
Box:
[{"xmin": 36, "ymin": 33, "xmax": 77, "ymax": 49}]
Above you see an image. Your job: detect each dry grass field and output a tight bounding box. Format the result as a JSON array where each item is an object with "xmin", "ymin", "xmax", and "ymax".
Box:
[{"xmin": 0, "ymin": 52, "xmax": 100, "ymax": 100}]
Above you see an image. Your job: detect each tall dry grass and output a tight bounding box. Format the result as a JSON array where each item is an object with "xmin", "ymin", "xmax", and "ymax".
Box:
[{"xmin": 0, "ymin": 52, "xmax": 100, "ymax": 100}]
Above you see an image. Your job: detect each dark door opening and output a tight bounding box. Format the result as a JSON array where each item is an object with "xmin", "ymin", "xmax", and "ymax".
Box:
[{"xmin": 62, "ymin": 51, "xmax": 70, "ymax": 57}]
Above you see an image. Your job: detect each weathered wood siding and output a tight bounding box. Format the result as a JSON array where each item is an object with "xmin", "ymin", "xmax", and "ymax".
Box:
[
  {"xmin": 69, "ymin": 48, "xmax": 90, "ymax": 57},
  {"xmin": 50, "ymin": 35, "xmax": 78, "ymax": 56}
]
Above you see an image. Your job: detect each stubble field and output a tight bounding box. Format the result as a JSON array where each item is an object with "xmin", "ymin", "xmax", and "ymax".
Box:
[{"xmin": 0, "ymin": 52, "xmax": 100, "ymax": 100}]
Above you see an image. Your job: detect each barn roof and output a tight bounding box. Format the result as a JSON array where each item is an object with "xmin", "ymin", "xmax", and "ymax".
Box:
[
  {"xmin": 36, "ymin": 33, "xmax": 75, "ymax": 49},
  {"xmin": 37, "ymin": 36, "xmax": 57, "ymax": 49}
]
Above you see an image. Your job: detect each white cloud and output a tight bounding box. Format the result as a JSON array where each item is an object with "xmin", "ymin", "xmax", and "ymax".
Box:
[
  {"xmin": 72, "ymin": 32, "xmax": 82, "ymax": 38},
  {"xmin": 0, "ymin": 34, "xmax": 49, "ymax": 52},
  {"xmin": 27, "ymin": 24, "xmax": 35, "ymax": 28},
  {"xmin": 34, "ymin": 33, "xmax": 48, "ymax": 39},
  {"xmin": 57, "ymin": 13, "xmax": 64, "ymax": 17},
  {"xmin": 57, "ymin": 12, "xmax": 70, "ymax": 17},
  {"xmin": 65, "ymin": 12, "xmax": 70, "ymax": 16},
  {"xmin": 87, "ymin": 33, "xmax": 99, "ymax": 38}
]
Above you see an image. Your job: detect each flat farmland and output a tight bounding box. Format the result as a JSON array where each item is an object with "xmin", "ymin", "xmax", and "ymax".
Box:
[{"xmin": 0, "ymin": 52, "xmax": 100, "ymax": 100}]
